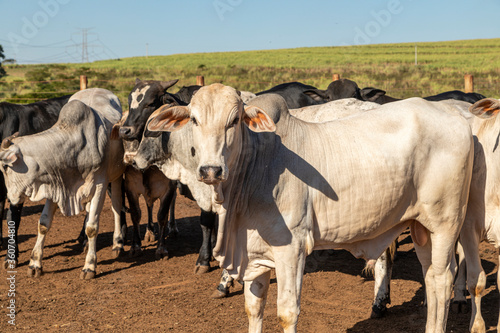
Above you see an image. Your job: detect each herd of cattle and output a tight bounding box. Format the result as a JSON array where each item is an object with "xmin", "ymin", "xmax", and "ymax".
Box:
[{"xmin": 0, "ymin": 77, "xmax": 498, "ymax": 332}]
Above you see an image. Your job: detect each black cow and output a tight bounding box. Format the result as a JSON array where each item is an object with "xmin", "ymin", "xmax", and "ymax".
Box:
[
  {"xmin": 0, "ymin": 95, "xmax": 71, "ymax": 268},
  {"xmin": 118, "ymin": 79, "xmax": 215, "ymax": 273},
  {"xmin": 360, "ymin": 87, "xmax": 487, "ymax": 105},
  {"xmin": 256, "ymin": 79, "xmax": 364, "ymax": 109},
  {"xmin": 119, "ymin": 79, "xmax": 201, "ymax": 141}
]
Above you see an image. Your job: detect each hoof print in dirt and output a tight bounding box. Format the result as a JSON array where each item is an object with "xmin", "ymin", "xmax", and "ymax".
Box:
[
  {"xmin": 128, "ymin": 245, "xmax": 143, "ymax": 258},
  {"xmin": 194, "ymin": 264, "xmax": 210, "ymax": 275},
  {"xmin": 451, "ymin": 300, "xmax": 469, "ymax": 314},
  {"xmin": 27, "ymin": 266, "xmax": 43, "ymax": 278},
  {"xmin": 80, "ymin": 269, "xmax": 96, "ymax": 280},
  {"xmin": 111, "ymin": 247, "xmax": 125, "ymax": 258},
  {"xmin": 155, "ymin": 248, "xmax": 169, "ymax": 260},
  {"xmin": 143, "ymin": 229, "xmax": 156, "ymax": 243}
]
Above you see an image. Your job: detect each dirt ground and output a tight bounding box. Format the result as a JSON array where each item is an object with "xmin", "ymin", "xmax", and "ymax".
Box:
[{"xmin": 0, "ymin": 194, "xmax": 498, "ymax": 333}]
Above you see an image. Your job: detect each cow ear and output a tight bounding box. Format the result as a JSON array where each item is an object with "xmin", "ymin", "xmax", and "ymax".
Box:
[
  {"xmin": 360, "ymin": 87, "xmax": 386, "ymax": 102},
  {"xmin": 0, "ymin": 146, "xmax": 19, "ymax": 167},
  {"xmin": 111, "ymin": 124, "xmax": 121, "ymax": 140},
  {"xmin": 470, "ymin": 98, "xmax": 500, "ymax": 119},
  {"xmin": 160, "ymin": 79, "xmax": 179, "ymax": 91},
  {"xmin": 135, "ymin": 78, "xmax": 141, "ymax": 84},
  {"xmin": 303, "ymin": 89, "xmax": 328, "ymax": 102},
  {"xmin": 243, "ymin": 105, "xmax": 276, "ymax": 132},
  {"xmin": 147, "ymin": 105, "xmax": 190, "ymax": 132}
]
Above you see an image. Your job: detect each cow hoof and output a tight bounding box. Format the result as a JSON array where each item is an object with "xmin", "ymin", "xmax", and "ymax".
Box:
[
  {"xmin": 451, "ymin": 300, "xmax": 469, "ymax": 314},
  {"xmin": 194, "ymin": 264, "xmax": 210, "ymax": 274},
  {"xmin": 80, "ymin": 269, "xmax": 96, "ymax": 280},
  {"xmin": 27, "ymin": 266, "xmax": 43, "ymax": 278},
  {"xmin": 129, "ymin": 245, "xmax": 143, "ymax": 257},
  {"xmin": 211, "ymin": 288, "xmax": 229, "ymax": 299},
  {"xmin": 155, "ymin": 247, "xmax": 168, "ymax": 260},
  {"xmin": 144, "ymin": 229, "xmax": 156, "ymax": 243},
  {"xmin": 111, "ymin": 247, "xmax": 125, "ymax": 258},
  {"xmin": 370, "ymin": 305, "xmax": 387, "ymax": 319}
]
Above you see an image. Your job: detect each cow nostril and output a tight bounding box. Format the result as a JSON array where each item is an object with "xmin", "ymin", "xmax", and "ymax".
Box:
[{"xmin": 200, "ymin": 166, "xmax": 223, "ymax": 180}]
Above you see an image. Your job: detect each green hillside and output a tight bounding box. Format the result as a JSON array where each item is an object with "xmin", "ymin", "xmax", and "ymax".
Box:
[{"xmin": 1, "ymin": 38, "xmax": 499, "ymax": 107}]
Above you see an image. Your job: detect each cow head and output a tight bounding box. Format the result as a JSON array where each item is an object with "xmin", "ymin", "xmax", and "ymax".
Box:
[
  {"xmin": 119, "ymin": 78, "xmax": 179, "ymax": 141},
  {"xmin": 146, "ymin": 83, "xmax": 276, "ymax": 185},
  {"xmin": 303, "ymin": 78, "xmax": 362, "ymax": 102}
]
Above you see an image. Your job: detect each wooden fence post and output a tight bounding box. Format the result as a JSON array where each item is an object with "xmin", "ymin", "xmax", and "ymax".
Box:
[
  {"xmin": 80, "ymin": 75, "xmax": 88, "ymax": 90},
  {"xmin": 332, "ymin": 74, "xmax": 340, "ymax": 81},
  {"xmin": 464, "ymin": 74, "xmax": 474, "ymax": 93},
  {"xmin": 196, "ymin": 75, "xmax": 205, "ymax": 86}
]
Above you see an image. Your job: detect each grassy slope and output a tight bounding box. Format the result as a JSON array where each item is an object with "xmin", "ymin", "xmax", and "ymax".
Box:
[{"xmin": 1, "ymin": 38, "xmax": 499, "ymax": 107}]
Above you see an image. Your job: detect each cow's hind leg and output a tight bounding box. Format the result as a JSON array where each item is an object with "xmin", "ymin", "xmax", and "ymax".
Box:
[
  {"xmin": 81, "ymin": 183, "xmax": 107, "ymax": 280},
  {"xmin": 125, "ymin": 187, "xmax": 142, "ymax": 257},
  {"xmin": 459, "ymin": 224, "xmax": 486, "ymax": 333},
  {"xmin": 110, "ymin": 179, "xmax": 125, "ymax": 258},
  {"xmin": 245, "ymin": 270, "xmax": 271, "ymax": 333},
  {"xmin": 452, "ymin": 240, "xmax": 469, "ymax": 314},
  {"xmin": 27, "ymin": 200, "xmax": 57, "ymax": 278},
  {"xmin": 155, "ymin": 185, "xmax": 176, "ymax": 260},
  {"xmin": 413, "ymin": 225, "xmax": 456, "ymax": 333},
  {"xmin": 212, "ymin": 269, "xmax": 234, "ymax": 298},
  {"xmin": 371, "ymin": 244, "xmax": 394, "ymax": 318},
  {"xmin": 194, "ymin": 210, "xmax": 216, "ymax": 274}
]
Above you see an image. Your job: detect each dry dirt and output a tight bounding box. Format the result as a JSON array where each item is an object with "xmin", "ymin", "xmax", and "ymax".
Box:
[{"xmin": 0, "ymin": 194, "xmax": 498, "ymax": 332}]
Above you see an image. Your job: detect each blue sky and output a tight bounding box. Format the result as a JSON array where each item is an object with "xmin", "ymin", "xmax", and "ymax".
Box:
[{"xmin": 1, "ymin": 0, "xmax": 499, "ymax": 64}]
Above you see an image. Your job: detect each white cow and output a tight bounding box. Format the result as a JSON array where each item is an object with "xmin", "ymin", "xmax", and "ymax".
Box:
[
  {"xmin": 146, "ymin": 83, "xmax": 473, "ymax": 332},
  {"xmin": 0, "ymin": 88, "xmax": 125, "ymax": 279},
  {"xmin": 451, "ymin": 98, "xmax": 500, "ymax": 333}
]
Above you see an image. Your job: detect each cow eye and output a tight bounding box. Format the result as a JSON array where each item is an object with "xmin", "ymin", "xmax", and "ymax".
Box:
[
  {"xmin": 229, "ymin": 117, "xmax": 239, "ymax": 128},
  {"xmin": 191, "ymin": 117, "xmax": 198, "ymax": 126}
]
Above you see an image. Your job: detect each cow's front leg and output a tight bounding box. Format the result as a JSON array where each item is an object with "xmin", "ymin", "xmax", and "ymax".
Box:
[
  {"xmin": 81, "ymin": 183, "xmax": 107, "ymax": 280},
  {"xmin": 27, "ymin": 199, "xmax": 57, "ymax": 278},
  {"xmin": 124, "ymin": 186, "xmax": 142, "ymax": 257},
  {"xmin": 110, "ymin": 179, "xmax": 125, "ymax": 258},
  {"xmin": 194, "ymin": 210, "xmax": 216, "ymax": 274},
  {"xmin": 245, "ymin": 270, "xmax": 271, "ymax": 333},
  {"xmin": 275, "ymin": 248, "xmax": 306, "ymax": 333},
  {"xmin": 371, "ymin": 244, "xmax": 394, "ymax": 318},
  {"xmin": 4, "ymin": 201, "xmax": 23, "ymax": 269}
]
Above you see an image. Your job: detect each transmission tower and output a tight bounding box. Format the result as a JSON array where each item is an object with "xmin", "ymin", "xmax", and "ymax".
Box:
[{"xmin": 81, "ymin": 28, "xmax": 89, "ymax": 63}]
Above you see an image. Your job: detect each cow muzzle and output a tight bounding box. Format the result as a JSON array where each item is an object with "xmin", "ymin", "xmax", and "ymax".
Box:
[
  {"xmin": 198, "ymin": 165, "xmax": 225, "ymax": 184},
  {"xmin": 119, "ymin": 126, "xmax": 137, "ymax": 140}
]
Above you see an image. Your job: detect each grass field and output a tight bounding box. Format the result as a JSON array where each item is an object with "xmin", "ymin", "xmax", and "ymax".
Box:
[{"xmin": 0, "ymin": 38, "xmax": 499, "ymax": 107}]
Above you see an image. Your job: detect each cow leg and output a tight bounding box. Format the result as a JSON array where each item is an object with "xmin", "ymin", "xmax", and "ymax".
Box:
[
  {"xmin": 3, "ymin": 202, "xmax": 23, "ymax": 269},
  {"xmin": 274, "ymin": 248, "xmax": 307, "ymax": 333},
  {"xmin": 167, "ymin": 191, "xmax": 178, "ymax": 237},
  {"xmin": 212, "ymin": 269, "xmax": 234, "ymax": 298},
  {"xmin": 194, "ymin": 210, "xmax": 216, "ymax": 274},
  {"xmin": 144, "ymin": 204, "xmax": 156, "ymax": 243},
  {"xmin": 110, "ymin": 179, "xmax": 125, "ymax": 258},
  {"xmin": 459, "ymin": 226, "xmax": 486, "ymax": 333},
  {"xmin": 27, "ymin": 200, "xmax": 57, "ymax": 278},
  {"xmin": 413, "ymin": 230, "xmax": 456, "ymax": 333},
  {"xmin": 81, "ymin": 183, "xmax": 107, "ymax": 279},
  {"xmin": 124, "ymin": 186, "xmax": 142, "ymax": 257},
  {"xmin": 155, "ymin": 185, "xmax": 176, "ymax": 260},
  {"xmin": 245, "ymin": 270, "xmax": 271, "ymax": 333},
  {"xmin": 370, "ymin": 245, "xmax": 394, "ymax": 318},
  {"xmin": 452, "ymin": 240, "xmax": 469, "ymax": 313}
]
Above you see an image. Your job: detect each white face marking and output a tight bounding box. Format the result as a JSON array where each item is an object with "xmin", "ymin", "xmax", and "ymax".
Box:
[{"xmin": 130, "ymin": 85, "xmax": 151, "ymax": 109}]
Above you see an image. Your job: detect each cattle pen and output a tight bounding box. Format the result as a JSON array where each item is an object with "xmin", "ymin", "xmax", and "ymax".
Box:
[{"xmin": 0, "ymin": 70, "xmax": 499, "ymax": 332}]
